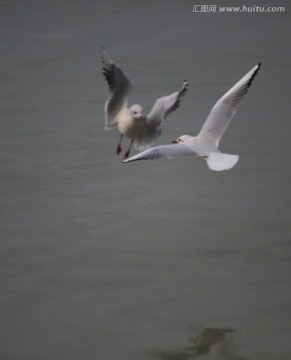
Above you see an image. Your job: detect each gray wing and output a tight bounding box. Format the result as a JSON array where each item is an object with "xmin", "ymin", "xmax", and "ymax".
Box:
[
  {"xmin": 101, "ymin": 48, "xmax": 132, "ymax": 129},
  {"xmin": 146, "ymin": 80, "xmax": 188, "ymax": 128},
  {"xmin": 134, "ymin": 81, "xmax": 188, "ymax": 150},
  {"xmin": 123, "ymin": 143, "xmax": 196, "ymax": 163},
  {"xmin": 198, "ymin": 63, "xmax": 261, "ymax": 146}
]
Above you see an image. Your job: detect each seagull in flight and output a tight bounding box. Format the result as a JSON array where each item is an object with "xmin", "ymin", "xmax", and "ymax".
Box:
[
  {"xmin": 123, "ymin": 63, "xmax": 261, "ymax": 171},
  {"xmin": 101, "ymin": 48, "xmax": 188, "ymax": 159}
]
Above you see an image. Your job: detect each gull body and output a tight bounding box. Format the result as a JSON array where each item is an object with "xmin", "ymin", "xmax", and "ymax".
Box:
[
  {"xmin": 101, "ymin": 48, "xmax": 188, "ymax": 158},
  {"xmin": 123, "ymin": 63, "xmax": 261, "ymax": 171},
  {"xmin": 116, "ymin": 105, "xmax": 144, "ymax": 138}
]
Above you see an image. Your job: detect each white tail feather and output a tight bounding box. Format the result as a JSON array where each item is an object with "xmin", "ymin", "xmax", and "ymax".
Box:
[{"xmin": 206, "ymin": 153, "xmax": 239, "ymax": 171}]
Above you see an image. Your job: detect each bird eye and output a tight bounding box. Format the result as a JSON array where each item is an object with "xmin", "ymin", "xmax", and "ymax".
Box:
[{"xmin": 133, "ymin": 111, "xmax": 137, "ymax": 115}]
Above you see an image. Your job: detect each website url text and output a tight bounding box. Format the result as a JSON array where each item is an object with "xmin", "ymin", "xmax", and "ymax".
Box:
[{"xmin": 192, "ymin": 5, "xmax": 286, "ymax": 13}]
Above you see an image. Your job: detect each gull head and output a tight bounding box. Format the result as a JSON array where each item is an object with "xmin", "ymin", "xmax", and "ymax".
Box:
[
  {"xmin": 130, "ymin": 104, "xmax": 144, "ymax": 121},
  {"xmin": 172, "ymin": 135, "xmax": 192, "ymax": 144}
]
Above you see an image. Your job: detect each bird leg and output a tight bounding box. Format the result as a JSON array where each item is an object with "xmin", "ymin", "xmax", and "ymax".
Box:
[
  {"xmin": 116, "ymin": 134, "xmax": 123, "ymax": 155},
  {"xmin": 124, "ymin": 139, "xmax": 134, "ymax": 159}
]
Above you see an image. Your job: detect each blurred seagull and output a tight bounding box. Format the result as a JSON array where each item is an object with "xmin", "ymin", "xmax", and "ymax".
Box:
[
  {"xmin": 123, "ymin": 63, "xmax": 261, "ymax": 171},
  {"xmin": 101, "ymin": 48, "xmax": 188, "ymax": 159}
]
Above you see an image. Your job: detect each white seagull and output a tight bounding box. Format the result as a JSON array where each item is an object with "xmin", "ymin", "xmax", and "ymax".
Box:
[
  {"xmin": 123, "ymin": 63, "xmax": 261, "ymax": 171},
  {"xmin": 101, "ymin": 48, "xmax": 188, "ymax": 159}
]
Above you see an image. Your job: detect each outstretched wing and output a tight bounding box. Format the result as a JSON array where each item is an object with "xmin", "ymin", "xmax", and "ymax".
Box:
[
  {"xmin": 134, "ymin": 81, "xmax": 188, "ymax": 150},
  {"xmin": 146, "ymin": 80, "xmax": 188, "ymax": 127},
  {"xmin": 101, "ymin": 48, "xmax": 132, "ymax": 129},
  {"xmin": 198, "ymin": 63, "xmax": 261, "ymax": 146},
  {"xmin": 123, "ymin": 143, "xmax": 196, "ymax": 163}
]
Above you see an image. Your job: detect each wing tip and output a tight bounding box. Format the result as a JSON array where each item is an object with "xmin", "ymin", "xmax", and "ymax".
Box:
[
  {"xmin": 122, "ymin": 150, "xmax": 158, "ymax": 163},
  {"xmin": 122, "ymin": 157, "xmax": 139, "ymax": 164},
  {"xmin": 100, "ymin": 47, "xmax": 114, "ymax": 65},
  {"xmin": 247, "ymin": 62, "xmax": 262, "ymax": 89},
  {"xmin": 255, "ymin": 62, "xmax": 262, "ymax": 74},
  {"xmin": 181, "ymin": 80, "xmax": 189, "ymax": 94}
]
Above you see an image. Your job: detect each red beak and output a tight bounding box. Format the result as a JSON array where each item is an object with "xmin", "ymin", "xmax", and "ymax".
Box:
[{"xmin": 171, "ymin": 140, "xmax": 178, "ymax": 144}]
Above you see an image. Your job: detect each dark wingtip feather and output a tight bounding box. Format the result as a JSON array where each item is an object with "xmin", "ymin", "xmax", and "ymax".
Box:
[
  {"xmin": 182, "ymin": 80, "xmax": 189, "ymax": 91},
  {"xmin": 164, "ymin": 80, "xmax": 189, "ymax": 118},
  {"xmin": 247, "ymin": 63, "xmax": 262, "ymax": 89}
]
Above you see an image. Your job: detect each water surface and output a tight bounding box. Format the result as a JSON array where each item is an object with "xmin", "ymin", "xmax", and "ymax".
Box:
[{"xmin": 1, "ymin": 1, "xmax": 291, "ymax": 359}]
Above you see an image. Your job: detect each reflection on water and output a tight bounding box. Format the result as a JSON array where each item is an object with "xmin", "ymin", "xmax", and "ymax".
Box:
[{"xmin": 152, "ymin": 327, "xmax": 249, "ymax": 360}]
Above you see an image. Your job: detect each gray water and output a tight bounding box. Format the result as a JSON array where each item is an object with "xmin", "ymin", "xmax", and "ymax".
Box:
[{"xmin": 1, "ymin": 1, "xmax": 291, "ymax": 359}]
